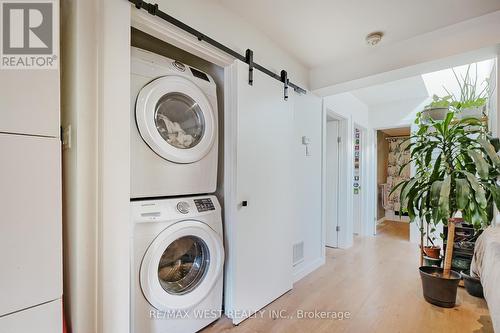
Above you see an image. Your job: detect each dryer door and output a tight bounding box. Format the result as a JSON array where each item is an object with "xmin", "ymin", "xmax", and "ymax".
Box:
[
  {"xmin": 140, "ymin": 220, "xmax": 224, "ymax": 311},
  {"xmin": 135, "ymin": 75, "xmax": 216, "ymax": 164}
]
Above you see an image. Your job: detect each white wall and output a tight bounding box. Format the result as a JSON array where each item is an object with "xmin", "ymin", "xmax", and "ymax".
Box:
[
  {"xmin": 322, "ymin": 93, "xmax": 371, "ymax": 248},
  {"xmin": 157, "ymin": 0, "xmax": 308, "ymax": 88},
  {"xmin": 61, "ymin": 1, "xmax": 131, "ymax": 333},
  {"xmin": 369, "ymin": 98, "xmax": 429, "ymax": 130},
  {"xmin": 292, "ymin": 92, "xmax": 324, "ymax": 281},
  {"xmin": 324, "ymin": 93, "xmax": 370, "ymax": 128},
  {"xmin": 60, "ymin": 0, "xmax": 99, "ymax": 332}
]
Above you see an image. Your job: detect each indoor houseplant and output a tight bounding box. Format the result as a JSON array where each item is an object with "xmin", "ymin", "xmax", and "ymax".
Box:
[
  {"xmin": 421, "ymin": 94, "xmax": 452, "ymax": 122},
  {"xmin": 446, "ymin": 64, "xmax": 491, "ymax": 119},
  {"xmin": 393, "ymin": 110, "xmax": 500, "ymax": 307}
]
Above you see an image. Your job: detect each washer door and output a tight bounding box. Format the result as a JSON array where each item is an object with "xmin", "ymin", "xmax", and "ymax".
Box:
[
  {"xmin": 136, "ymin": 75, "xmax": 216, "ymax": 164},
  {"xmin": 140, "ymin": 220, "xmax": 224, "ymax": 311}
]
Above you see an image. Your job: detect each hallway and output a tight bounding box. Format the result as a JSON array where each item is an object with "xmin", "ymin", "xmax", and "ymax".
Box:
[
  {"xmin": 376, "ymin": 219, "xmax": 410, "ymax": 241},
  {"xmin": 203, "ymin": 227, "xmax": 492, "ymax": 333}
]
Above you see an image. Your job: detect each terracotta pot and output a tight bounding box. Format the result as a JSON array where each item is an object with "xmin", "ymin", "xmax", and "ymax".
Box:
[{"xmin": 423, "ymin": 246, "xmax": 441, "ymax": 259}]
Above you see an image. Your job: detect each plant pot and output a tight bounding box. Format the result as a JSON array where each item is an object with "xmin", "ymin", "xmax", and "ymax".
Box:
[
  {"xmin": 461, "ymin": 270, "xmax": 484, "ymax": 298},
  {"xmin": 456, "ymin": 106, "xmax": 485, "ymax": 119},
  {"xmin": 422, "ymin": 107, "xmax": 449, "ymax": 122},
  {"xmin": 423, "ymin": 255, "xmax": 442, "ymax": 267},
  {"xmin": 423, "ymin": 246, "xmax": 441, "ymax": 259},
  {"xmin": 452, "ymin": 256, "xmax": 472, "ymax": 272},
  {"xmin": 419, "ymin": 266, "xmax": 461, "ymax": 308}
]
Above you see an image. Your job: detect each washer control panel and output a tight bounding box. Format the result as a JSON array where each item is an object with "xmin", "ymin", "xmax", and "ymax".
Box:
[
  {"xmin": 194, "ymin": 198, "xmax": 215, "ymax": 212},
  {"xmin": 176, "ymin": 201, "xmax": 190, "ymax": 214}
]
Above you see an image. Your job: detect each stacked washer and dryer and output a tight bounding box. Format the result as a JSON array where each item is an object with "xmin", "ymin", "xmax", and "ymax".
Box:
[{"xmin": 130, "ymin": 47, "xmax": 224, "ymax": 333}]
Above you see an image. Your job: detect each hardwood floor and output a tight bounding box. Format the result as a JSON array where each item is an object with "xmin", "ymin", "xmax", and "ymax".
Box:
[
  {"xmin": 376, "ymin": 219, "xmax": 409, "ymax": 240},
  {"xmin": 202, "ymin": 223, "xmax": 492, "ymax": 333}
]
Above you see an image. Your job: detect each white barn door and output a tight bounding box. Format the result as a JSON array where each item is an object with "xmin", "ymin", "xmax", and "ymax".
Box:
[{"xmin": 225, "ymin": 60, "xmax": 294, "ymax": 324}]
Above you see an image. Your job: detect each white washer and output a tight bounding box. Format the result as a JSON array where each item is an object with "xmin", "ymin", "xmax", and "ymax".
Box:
[
  {"xmin": 131, "ymin": 195, "xmax": 224, "ymax": 333},
  {"xmin": 131, "ymin": 47, "xmax": 218, "ymax": 198}
]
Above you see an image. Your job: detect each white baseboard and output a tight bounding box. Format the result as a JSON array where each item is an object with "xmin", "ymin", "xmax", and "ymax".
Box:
[{"xmin": 292, "ymin": 256, "xmax": 325, "ymax": 283}]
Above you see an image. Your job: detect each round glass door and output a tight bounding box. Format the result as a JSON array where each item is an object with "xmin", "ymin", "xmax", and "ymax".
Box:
[
  {"xmin": 136, "ymin": 76, "xmax": 216, "ymax": 164},
  {"xmin": 154, "ymin": 93, "xmax": 205, "ymax": 150},
  {"xmin": 157, "ymin": 235, "xmax": 210, "ymax": 295},
  {"xmin": 140, "ymin": 220, "xmax": 224, "ymax": 310}
]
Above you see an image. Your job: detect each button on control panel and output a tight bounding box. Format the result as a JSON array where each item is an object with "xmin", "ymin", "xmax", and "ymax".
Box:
[
  {"xmin": 176, "ymin": 201, "xmax": 190, "ymax": 214},
  {"xmin": 194, "ymin": 198, "xmax": 215, "ymax": 212}
]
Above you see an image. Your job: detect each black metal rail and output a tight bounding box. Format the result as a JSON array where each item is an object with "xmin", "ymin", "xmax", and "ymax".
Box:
[{"xmin": 129, "ymin": 0, "xmax": 307, "ymax": 99}]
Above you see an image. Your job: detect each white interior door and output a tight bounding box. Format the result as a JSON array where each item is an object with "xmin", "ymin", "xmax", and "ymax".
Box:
[
  {"xmin": 326, "ymin": 121, "xmax": 339, "ymax": 247},
  {"xmin": 225, "ymin": 61, "xmax": 294, "ymax": 324}
]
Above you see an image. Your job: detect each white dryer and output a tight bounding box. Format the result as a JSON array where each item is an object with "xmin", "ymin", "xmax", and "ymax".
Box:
[
  {"xmin": 131, "ymin": 195, "xmax": 224, "ymax": 333},
  {"xmin": 131, "ymin": 47, "xmax": 218, "ymax": 198}
]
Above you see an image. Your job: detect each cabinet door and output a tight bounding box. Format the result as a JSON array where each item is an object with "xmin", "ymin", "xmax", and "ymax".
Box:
[
  {"xmin": 0, "ymin": 70, "xmax": 60, "ymax": 137},
  {"xmin": 0, "ymin": 300, "xmax": 62, "ymax": 333},
  {"xmin": 0, "ymin": 134, "xmax": 62, "ymax": 316},
  {"xmin": 225, "ymin": 61, "xmax": 294, "ymax": 324}
]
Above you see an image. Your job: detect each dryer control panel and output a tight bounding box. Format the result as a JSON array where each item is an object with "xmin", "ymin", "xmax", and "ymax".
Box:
[{"xmin": 194, "ymin": 198, "xmax": 215, "ymax": 212}]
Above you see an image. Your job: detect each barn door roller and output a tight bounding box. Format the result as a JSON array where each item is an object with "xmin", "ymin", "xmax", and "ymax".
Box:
[{"xmin": 130, "ymin": 0, "xmax": 306, "ymax": 100}]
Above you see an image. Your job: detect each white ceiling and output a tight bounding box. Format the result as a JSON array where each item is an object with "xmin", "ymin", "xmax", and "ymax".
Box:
[{"xmin": 211, "ymin": 0, "xmax": 500, "ymax": 68}]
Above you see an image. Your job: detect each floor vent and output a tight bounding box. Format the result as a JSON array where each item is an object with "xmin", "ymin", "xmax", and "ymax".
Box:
[{"xmin": 293, "ymin": 241, "xmax": 304, "ymax": 266}]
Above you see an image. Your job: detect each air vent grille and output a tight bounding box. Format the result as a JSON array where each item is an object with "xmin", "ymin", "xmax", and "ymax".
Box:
[{"xmin": 293, "ymin": 241, "xmax": 304, "ymax": 266}]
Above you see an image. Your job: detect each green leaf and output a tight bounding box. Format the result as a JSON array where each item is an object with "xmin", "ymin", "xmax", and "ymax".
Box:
[
  {"xmin": 463, "ymin": 171, "xmax": 487, "ymax": 209},
  {"xmin": 425, "ymin": 148, "xmax": 433, "ymax": 166},
  {"xmin": 455, "ymin": 178, "xmax": 470, "ymax": 210},
  {"xmin": 430, "ymin": 154, "xmax": 442, "ymax": 180},
  {"xmin": 389, "ymin": 180, "xmax": 407, "ymax": 196},
  {"xmin": 439, "ymin": 176, "xmax": 452, "ymax": 219},
  {"xmin": 443, "ymin": 111, "xmax": 454, "ymax": 132},
  {"xmin": 489, "ymin": 138, "xmax": 500, "ymax": 152},
  {"xmin": 471, "ymin": 208, "xmax": 482, "ymax": 228},
  {"xmin": 468, "ymin": 150, "xmax": 489, "ymax": 179},
  {"xmin": 489, "ymin": 184, "xmax": 500, "ymax": 211},
  {"xmin": 400, "ymin": 178, "xmax": 418, "ymax": 208},
  {"xmin": 478, "ymin": 138, "xmax": 500, "ymax": 169},
  {"xmin": 430, "ymin": 181, "xmax": 442, "ymax": 207}
]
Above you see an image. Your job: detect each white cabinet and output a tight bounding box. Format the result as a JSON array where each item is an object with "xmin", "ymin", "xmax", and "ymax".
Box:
[
  {"xmin": 0, "ymin": 133, "xmax": 62, "ymax": 316},
  {"xmin": 0, "ymin": 70, "xmax": 60, "ymax": 137},
  {"xmin": 0, "ymin": 299, "xmax": 62, "ymax": 333}
]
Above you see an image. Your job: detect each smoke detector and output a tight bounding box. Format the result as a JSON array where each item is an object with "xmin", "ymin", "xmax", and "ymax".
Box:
[{"xmin": 366, "ymin": 32, "xmax": 384, "ymax": 46}]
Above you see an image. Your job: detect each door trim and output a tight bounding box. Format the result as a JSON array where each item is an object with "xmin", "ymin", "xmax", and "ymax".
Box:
[{"xmin": 321, "ymin": 107, "xmax": 350, "ymax": 250}]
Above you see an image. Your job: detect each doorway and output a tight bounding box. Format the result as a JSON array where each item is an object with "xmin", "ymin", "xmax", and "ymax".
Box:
[
  {"xmin": 324, "ymin": 110, "xmax": 350, "ymax": 248},
  {"xmin": 375, "ymin": 127, "xmax": 411, "ymax": 241}
]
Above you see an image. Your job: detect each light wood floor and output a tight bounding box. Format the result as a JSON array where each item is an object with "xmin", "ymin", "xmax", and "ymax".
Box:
[
  {"xmin": 202, "ymin": 222, "xmax": 492, "ymax": 333},
  {"xmin": 376, "ymin": 219, "xmax": 410, "ymax": 241}
]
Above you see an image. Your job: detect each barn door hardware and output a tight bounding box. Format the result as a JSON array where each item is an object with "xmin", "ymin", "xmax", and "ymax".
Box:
[
  {"xmin": 281, "ymin": 70, "xmax": 289, "ymax": 100},
  {"xmin": 245, "ymin": 49, "xmax": 254, "ymax": 86},
  {"xmin": 129, "ymin": 0, "xmax": 307, "ymax": 100}
]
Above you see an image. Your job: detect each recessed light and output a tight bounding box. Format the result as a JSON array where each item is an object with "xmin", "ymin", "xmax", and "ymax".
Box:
[{"xmin": 366, "ymin": 31, "xmax": 384, "ymax": 46}]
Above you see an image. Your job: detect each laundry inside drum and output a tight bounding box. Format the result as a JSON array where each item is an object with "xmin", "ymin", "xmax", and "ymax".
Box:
[
  {"xmin": 157, "ymin": 235, "xmax": 210, "ymax": 295},
  {"xmin": 154, "ymin": 92, "xmax": 206, "ymax": 149}
]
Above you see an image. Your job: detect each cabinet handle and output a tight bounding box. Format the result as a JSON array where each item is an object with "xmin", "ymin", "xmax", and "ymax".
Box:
[{"xmin": 242, "ymin": 201, "xmax": 248, "ymax": 207}]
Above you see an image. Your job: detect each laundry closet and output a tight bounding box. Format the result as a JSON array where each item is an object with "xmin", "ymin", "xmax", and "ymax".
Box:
[{"xmin": 127, "ymin": 4, "xmax": 323, "ymax": 331}]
